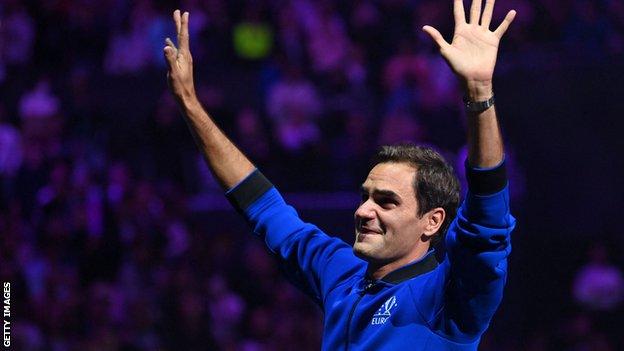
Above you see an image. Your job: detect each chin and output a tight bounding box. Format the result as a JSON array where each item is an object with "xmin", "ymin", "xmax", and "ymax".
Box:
[{"xmin": 352, "ymin": 242, "xmax": 379, "ymax": 262}]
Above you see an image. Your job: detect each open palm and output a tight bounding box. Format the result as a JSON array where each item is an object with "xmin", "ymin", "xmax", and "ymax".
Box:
[{"xmin": 423, "ymin": 0, "xmax": 516, "ymax": 85}]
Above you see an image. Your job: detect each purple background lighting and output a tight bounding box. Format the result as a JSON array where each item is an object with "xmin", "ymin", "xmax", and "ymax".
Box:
[{"xmin": 0, "ymin": 0, "xmax": 623, "ymax": 350}]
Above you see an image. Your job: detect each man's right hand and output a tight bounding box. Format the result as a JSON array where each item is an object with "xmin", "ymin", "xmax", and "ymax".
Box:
[
  {"xmin": 161, "ymin": 9, "xmax": 256, "ymax": 190},
  {"xmin": 164, "ymin": 10, "xmax": 197, "ymax": 106}
]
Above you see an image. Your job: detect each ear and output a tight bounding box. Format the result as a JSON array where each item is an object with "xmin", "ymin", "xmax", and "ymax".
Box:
[{"xmin": 421, "ymin": 207, "xmax": 446, "ymax": 239}]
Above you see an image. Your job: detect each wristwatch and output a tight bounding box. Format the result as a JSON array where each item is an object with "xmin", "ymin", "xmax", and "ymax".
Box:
[{"xmin": 463, "ymin": 95, "xmax": 495, "ymax": 113}]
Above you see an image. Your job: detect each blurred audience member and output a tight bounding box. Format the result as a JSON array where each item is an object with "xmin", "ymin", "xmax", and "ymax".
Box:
[
  {"xmin": 573, "ymin": 243, "xmax": 624, "ymax": 311},
  {"xmin": 266, "ymin": 65, "xmax": 322, "ymax": 154},
  {"xmin": 0, "ymin": 104, "xmax": 22, "ymax": 178}
]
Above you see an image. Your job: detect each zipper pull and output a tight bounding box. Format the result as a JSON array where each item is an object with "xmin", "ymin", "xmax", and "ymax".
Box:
[{"xmin": 364, "ymin": 279, "xmax": 376, "ymax": 292}]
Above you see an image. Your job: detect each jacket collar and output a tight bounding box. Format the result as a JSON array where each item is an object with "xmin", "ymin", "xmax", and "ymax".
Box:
[{"xmin": 376, "ymin": 250, "xmax": 439, "ymax": 284}]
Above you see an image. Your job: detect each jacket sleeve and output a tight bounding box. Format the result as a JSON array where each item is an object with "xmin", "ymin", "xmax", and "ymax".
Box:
[
  {"xmin": 428, "ymin": 159, "xmax": 516, "ymax": 343},
  {"xmin": 226, "ymin": 170, "xmax": 365, "ymax": 306}
]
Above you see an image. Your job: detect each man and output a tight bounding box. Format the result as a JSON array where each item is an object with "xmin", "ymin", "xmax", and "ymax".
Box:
[{"xmin": 163, "ymin": 0, "xmax": 517, "ymax": 349}]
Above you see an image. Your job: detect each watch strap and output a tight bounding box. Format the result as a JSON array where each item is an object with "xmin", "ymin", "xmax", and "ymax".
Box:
[{"xmin": 463, "ymin": 95, "xmax": 495, "ymax": 113}]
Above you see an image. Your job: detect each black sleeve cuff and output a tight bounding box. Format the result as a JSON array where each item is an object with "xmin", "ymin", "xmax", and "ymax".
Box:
[
  {"xmin": 226, "ymin": 170, "xmax": 274, "ymax": 211},
  {"xmin": 465, "ymin": 159, "xmax": 507, "ymax": 195}
]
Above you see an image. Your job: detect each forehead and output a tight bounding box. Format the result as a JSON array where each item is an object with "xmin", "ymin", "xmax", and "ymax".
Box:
[{"xmin": 363, "ymin": 162, "xmax": 417, "ymax": 198}]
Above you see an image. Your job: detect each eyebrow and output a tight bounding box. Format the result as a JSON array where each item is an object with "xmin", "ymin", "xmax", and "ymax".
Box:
[{"xmin": 360, "ymin": 186, "xmax": 401, "ymax": 201}]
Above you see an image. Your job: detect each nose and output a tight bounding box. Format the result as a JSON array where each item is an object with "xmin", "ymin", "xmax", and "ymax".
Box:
[{"xmin": 354, "ymin": 199, "xmax": 376, "ymax": 221}]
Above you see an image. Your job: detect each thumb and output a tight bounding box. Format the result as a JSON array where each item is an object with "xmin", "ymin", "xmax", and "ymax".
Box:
[
  {"xmin": 422, "ymin": 25, "xmax": 449, "ymax": 50},
  {"xmin": 163, "ymin": 37, "xmax": 177, "ymax": 70},
  {"xmin": 163, "ymin": 46, "xmax": 176, "ymax": 70}
]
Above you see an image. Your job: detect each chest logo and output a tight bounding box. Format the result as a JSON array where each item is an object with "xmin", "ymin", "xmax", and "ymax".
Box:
[{"xmin": 371, "ymin": 295, "xmax": 397, "ymax": 325}]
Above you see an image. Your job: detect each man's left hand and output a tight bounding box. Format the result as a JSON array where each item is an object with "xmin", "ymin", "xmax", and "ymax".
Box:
[{"xmin": 422, "ymin": 0, "xmax": 516, "ymax": 101}]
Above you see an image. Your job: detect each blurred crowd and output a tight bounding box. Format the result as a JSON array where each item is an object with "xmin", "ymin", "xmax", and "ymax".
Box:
[{"xmin": 1, "ymin": 0, "xmax": 623, "ymax": 350}]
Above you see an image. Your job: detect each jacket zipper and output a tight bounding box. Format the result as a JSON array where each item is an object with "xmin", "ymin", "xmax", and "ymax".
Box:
[{"xmin": 345, "ymin": 279, "xmax": 376, "ymax": 351}]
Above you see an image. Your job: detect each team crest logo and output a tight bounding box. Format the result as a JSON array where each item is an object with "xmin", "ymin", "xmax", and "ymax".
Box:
[{"xmin": 371, "ymin": 296, "xmax": 397, "ymax": 325}]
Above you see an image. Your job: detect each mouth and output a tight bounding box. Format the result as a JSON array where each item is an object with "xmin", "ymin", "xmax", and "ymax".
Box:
[{"xmin": 357, "ymin": 227, "xmax": 383, "ymax": 238}]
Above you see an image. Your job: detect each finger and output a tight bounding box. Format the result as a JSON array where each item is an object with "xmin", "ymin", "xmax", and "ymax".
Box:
[
  {"xmin": 493, "ymin": 10, "xmax": 516, "ymax": 38},
  {"xmin": 165, "ymin": 37, "xmax": 177, "ymax": 51},
  {"xmin": 173, "ymin": 9, "xmax": 181, "ymax": 42},
  {"xmin": 163, "ymin": 46, "xmax": 176, "ymax": 70},
  {"xmin": 481, "ymin": 0, "xmax": 495, "ymax": 28},
  {"xmin": 165, "ymin": 37, "xmax": 179, "ymax": 60},
  {"xmin": 453, "ymin": 0, "xmax": 466, "ymax": 25},
  {"xmin": 179, "ymin": 11, "xmax": 190, "ymax": 52},
  {"xmin": 469, "ymin": 0, "xmax": 482, "ymax": 24},
  {"xmin": 422, "ymin": 26, "xmax": 450, "ymax": 50}
]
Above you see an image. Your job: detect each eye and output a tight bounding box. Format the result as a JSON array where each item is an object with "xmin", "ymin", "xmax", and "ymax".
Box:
[{"xmin": 377, "ymin": 198, "xmax": 397, "ymax": 209}]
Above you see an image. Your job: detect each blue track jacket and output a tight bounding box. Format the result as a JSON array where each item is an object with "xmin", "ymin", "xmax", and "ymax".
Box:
[{"xmin": 226, "ymin": 160, "xmax": 515, "ymax": 350}]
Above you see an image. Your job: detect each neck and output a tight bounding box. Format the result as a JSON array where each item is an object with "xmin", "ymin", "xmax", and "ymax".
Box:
[{"xmin": 367, "ymin": 242, "xmax": 431, "ymax": 280}]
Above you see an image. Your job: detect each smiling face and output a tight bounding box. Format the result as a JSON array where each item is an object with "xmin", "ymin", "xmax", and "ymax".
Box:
[{"xmin": 354, "ymin": 162, "xmax": 443, "ymax": 273}]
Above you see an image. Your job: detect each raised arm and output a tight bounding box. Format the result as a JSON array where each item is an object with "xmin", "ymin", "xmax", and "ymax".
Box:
[
  {"xmin": 163, "ymin": 10, "xmax": 254, "ymax": 189},
  {"xmin": 417, "ymin": 1, "xmax": 517, "ymax": 341},
  {"xmin": 422, "ymin": 0, "xmax": 515, "ymax": 167},
  {"xmin": 163, "ymin": 10, "xmax": 363, "ymax": 304}
]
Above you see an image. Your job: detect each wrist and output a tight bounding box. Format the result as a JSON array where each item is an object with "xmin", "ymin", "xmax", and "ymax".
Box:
[
  {"xmin": 180, "ymin": 95, "xmax": 201, "ymax": 112},
  {"xmin": 464, "ymin": 80, "xmax": 493, "ymax": 101}
]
